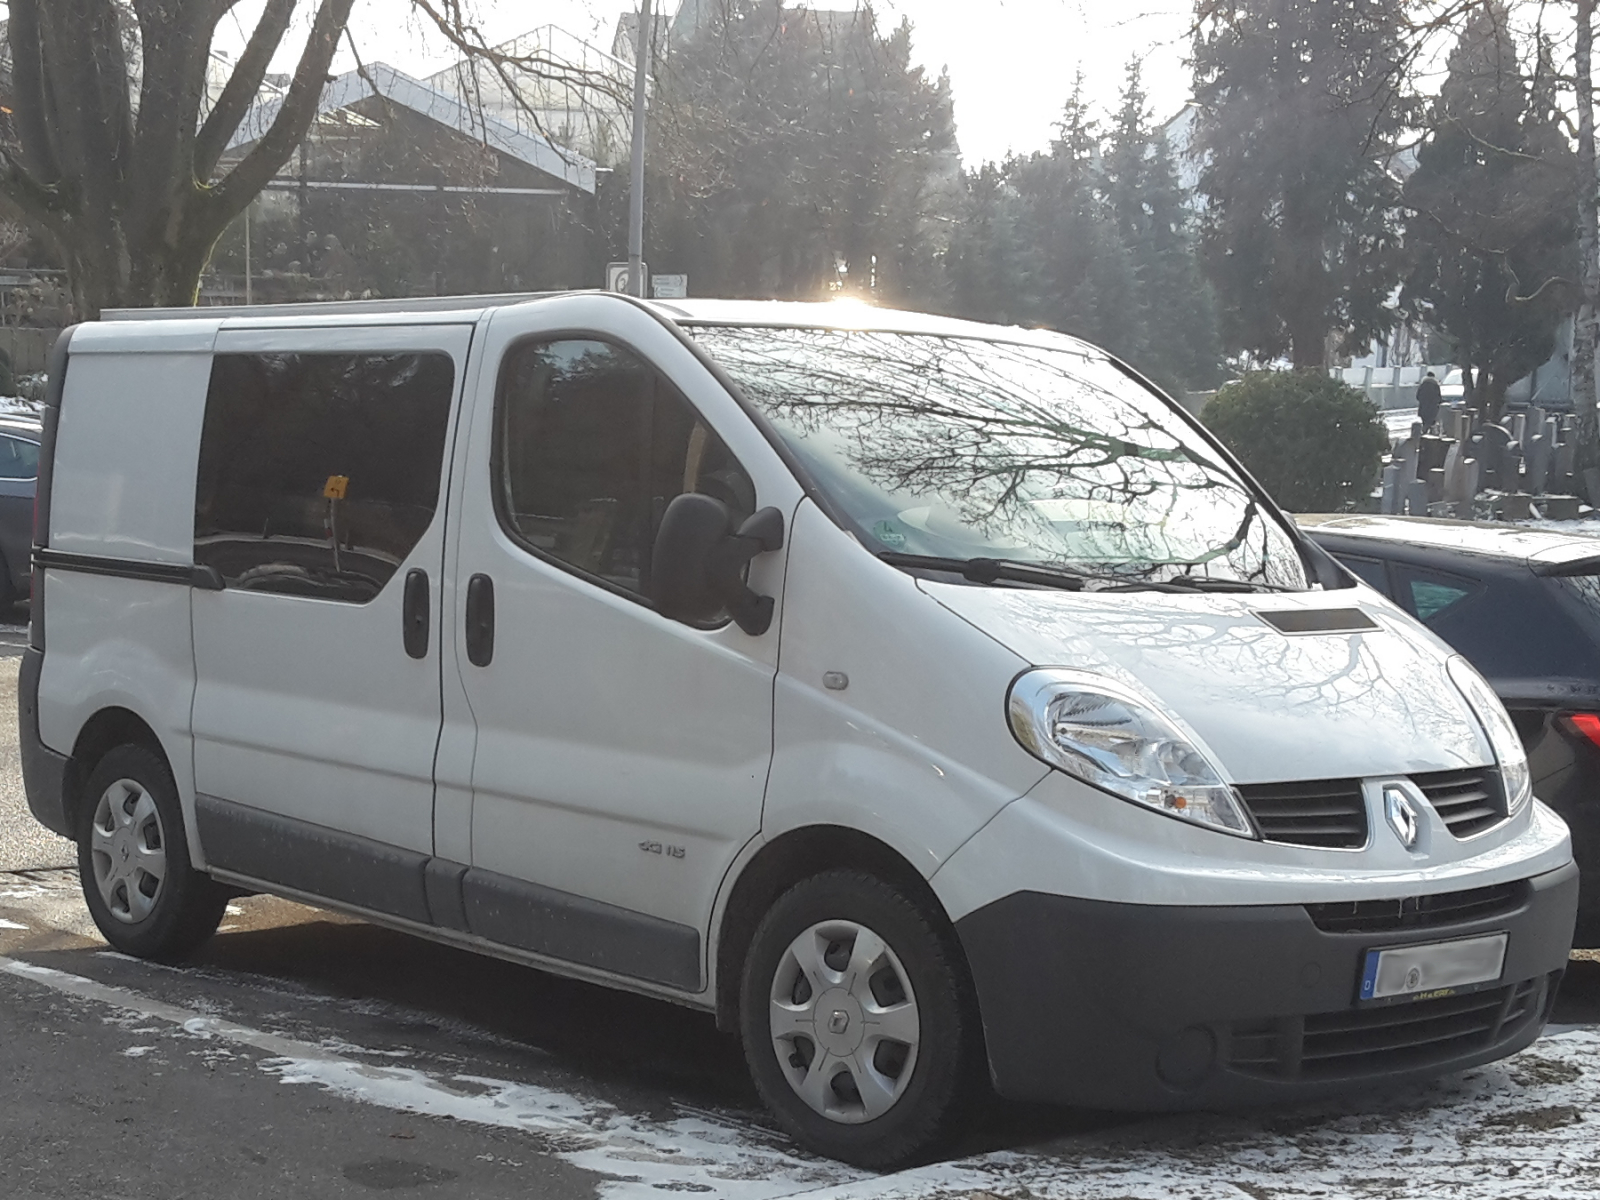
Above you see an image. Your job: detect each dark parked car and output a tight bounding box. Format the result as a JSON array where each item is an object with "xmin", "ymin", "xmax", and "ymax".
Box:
[
  {"xmin": 1303, "ymin": 514, "xmax": 1599, "ymax": 945},
  {"xmin": 0, "ymin": 414, "xmax": 40, "ymax": 609}
]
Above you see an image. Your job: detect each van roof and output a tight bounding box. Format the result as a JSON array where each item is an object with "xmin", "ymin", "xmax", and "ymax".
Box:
[{"xmin": 97, "ymin": 291, "xmax": 1082, "ymax": 352}]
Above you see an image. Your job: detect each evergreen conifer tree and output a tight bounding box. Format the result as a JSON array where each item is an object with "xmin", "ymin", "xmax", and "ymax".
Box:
[
  {"xmin": 646, "ymin": 2, "xmax": 960, "ymax": 303},
  {"xmin": 1193, "ymin": 0, "xmax": 1409, "ymax": 367},
  {"xmin": 1401, "ymin": 6, "xmax": 1576, "ymax": 421},
  {"xmin": 1103, "ymin": 59, "xmax": 1225, "ymax": 395}
]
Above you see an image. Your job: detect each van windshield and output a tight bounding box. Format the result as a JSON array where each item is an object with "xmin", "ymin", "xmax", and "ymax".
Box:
[{"xmin": 690, "ymin": 326, "xmax": 1309, "ymax": 591}]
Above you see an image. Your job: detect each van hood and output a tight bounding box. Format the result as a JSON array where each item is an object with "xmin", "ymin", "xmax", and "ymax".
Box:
[{"xmin": 922, "ymin": 583, "xmax": 1493, "ymax": 784}]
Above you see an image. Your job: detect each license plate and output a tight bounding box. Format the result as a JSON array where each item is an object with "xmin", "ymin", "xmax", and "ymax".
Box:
[{"xmin": 1359, "ymin": 932, "xmax": 1508, "ymax": 1003}]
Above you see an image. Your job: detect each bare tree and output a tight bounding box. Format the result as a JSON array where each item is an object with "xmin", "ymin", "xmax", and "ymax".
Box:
[
  {"xmin": 1575, "ymin": 0, "xmax": 1600, "ymax": 487},
  {"xmin": 0, "ymin": 0, "xmax": 623, "ymax": 319}
]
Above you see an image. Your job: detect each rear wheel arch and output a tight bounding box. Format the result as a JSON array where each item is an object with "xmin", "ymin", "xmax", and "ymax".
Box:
[
  {"xmin": 713, "ymin": 825, "xmax": 963, "ymax": 1032},
  {"xmin": 65, "ymin": 707, "xmax": 169, "ymax": 837}
]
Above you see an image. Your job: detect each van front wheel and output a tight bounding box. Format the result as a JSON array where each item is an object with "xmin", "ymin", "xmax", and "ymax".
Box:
[
  {"xmin": 739, "ymin": 869, "xmax": 980, "ymax": 1168},
  {"xmin": 77, "ymin": 744, "xmax": 228, "ymax": 962}
]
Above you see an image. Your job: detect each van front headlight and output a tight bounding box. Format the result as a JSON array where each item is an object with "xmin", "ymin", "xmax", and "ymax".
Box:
[
  {"xmin": 1446, "ymin": 657, "xmax": 1532, "ymax": 817},
  {"xmin": 1007, "ymin": 669, "xmax": 1257, "ymax": 838}
]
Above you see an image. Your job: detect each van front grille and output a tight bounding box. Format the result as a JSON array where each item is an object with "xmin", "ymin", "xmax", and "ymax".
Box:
[
  {"xmin": 1236, "ymin": 779, "xmax": 1367, "ymax": 849},
  {"xmin": 1304, "ymin": 880, "xmax": 1526, "ymax": 934},
  {"xmin": 1238, "ymin": 766, "xmax": 1508, "ymax": 849},
  {"xmin": 1413, "ymin": 767, "xmax": 1506, "ymax": 838},
  {"xmin": 1226, "ymin": 975, "xmax": 1550, "ymax": 1081}
]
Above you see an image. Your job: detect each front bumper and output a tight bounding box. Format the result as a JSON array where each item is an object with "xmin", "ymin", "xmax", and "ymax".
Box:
[{"xmin": 955, "ymin": 861, "xmax": 1578, "ymax": 1109}]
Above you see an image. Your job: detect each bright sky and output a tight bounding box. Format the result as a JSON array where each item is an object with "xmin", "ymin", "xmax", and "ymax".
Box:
[{"xmin": 214, "ymin": 0, "xmax": 1194, "ymax": 167}]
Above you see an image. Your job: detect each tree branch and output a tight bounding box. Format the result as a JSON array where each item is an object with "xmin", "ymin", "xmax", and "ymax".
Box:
[
  {"xmin": 0, "ymin": 146, "xmax": 70, "ymax": 230},
  {"xmin": 195, "ymin": 0, "xmax": 299, "ymax": 181},
  {"xmin": 5, "ymin": 0, "xmax": 65, "ymax": 182},
  {"xmin": 207, "ymin": 0, "xmax": 357, "ymax": 224}
]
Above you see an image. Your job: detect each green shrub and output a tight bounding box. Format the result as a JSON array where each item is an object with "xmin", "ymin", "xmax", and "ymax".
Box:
[{"xmin": 1202, "ymin": 371, "xmax": 1387, "ymax": 512}]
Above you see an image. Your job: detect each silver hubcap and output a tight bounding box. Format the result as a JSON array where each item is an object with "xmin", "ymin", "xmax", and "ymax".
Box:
[
  {"xmin": 769, "ymin": 920, "xmax": 920, "ymax": 1124},
  {"xmin": 89, "ymin": 779, "xmax": 167, "ymax": 924}
]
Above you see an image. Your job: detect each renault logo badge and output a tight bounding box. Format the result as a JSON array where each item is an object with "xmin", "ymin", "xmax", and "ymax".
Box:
[{"xmin": 1384, "ymin": 785, "xmax": 1421, "ymax": 849}]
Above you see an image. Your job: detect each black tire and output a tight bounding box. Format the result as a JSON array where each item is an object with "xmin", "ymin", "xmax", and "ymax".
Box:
[
  {"xmin": 739, "ymin": 869, "xmax": 983, "ymax": 1169},
  {"xmin": 76, "ymin": 744, "xmax": 228, "ymax": 962}
]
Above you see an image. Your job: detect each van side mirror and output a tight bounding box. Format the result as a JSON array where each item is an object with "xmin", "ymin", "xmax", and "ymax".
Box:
[{"xmin": 650, "ymin": 493, "xmax": 784, "ymax": 635}]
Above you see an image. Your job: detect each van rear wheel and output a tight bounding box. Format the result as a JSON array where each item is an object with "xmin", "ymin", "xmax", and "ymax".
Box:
[
  {"xmin": 739, "ymin": 869, "xmax": 981, "ymax": 1169},
  {"xmin": 76, "ymin": 744, "xmax": 228, "ymax": 962}
]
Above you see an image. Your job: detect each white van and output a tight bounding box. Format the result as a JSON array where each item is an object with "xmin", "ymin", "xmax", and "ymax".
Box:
[{"xmin": 21, "ymin": 294, "xmax": 1577, "ymax": 1167}]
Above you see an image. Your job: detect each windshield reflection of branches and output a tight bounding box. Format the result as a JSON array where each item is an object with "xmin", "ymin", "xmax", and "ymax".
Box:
[{"xmin": 697, "ymin": 328, "xmax": 1306, "ymax": 589}]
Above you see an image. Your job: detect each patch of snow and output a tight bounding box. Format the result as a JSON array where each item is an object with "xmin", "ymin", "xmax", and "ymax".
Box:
[
  {"xmin": 121, "ymin": 1046, "xmax": 155, "ymax": 1058},
  {"xmin": 0, "ymin": 918, "xmax": 28, "ymax": 930},
  {"xmin": 315, "ymin": 1036, "xmax": 411, "ymax": 1059},
  {"xmin": 1517, "ymin": 517, "xmax": 1600, "ymax": 536},
  {"xmin": 802, "ymin": 1028, "xmax": 1600, "ymax": 1200},
  {"xmin": 260, "ymin": 1056, "xmax": 860, "ymax": 1199},
  {"xmin": 4, "ymin": 952, "xmax": 1598, "ymax": 1200}
]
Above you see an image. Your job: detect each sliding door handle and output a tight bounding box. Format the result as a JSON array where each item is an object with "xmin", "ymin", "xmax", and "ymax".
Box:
[
  {"xmin": 465, "ymin": 573, "xmax": 495, "ymax": 667},
  {"xmin": 402, "ymin": 568, "xmax": 429, "ymax": 659}
]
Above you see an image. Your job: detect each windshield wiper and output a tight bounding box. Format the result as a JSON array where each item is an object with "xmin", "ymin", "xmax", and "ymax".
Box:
[
  {"xmin": 1150, "ymin": 576, "xmax": 1296, "ymax": 594},
  {"xmin": 878, "ymin": 552, "xmax": 1207, "ymax": 593},
  {"xmin": 879, "ymin": 552, "xmax": 1293, "ymax": 594},
  {"xmin": 878, "ymin": 552, "xmax": 1091, "ymax": 590}
]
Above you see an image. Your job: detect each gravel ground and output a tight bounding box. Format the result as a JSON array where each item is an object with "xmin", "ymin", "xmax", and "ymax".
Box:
[{"xmin": 0, "ymin": 615, "xmax": 75, "ymax": 872}]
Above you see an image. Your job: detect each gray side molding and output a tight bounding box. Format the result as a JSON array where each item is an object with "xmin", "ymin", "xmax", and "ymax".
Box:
[{"xmin": 194, "ymin": 794, "xmax": 703, "ymax": 991}]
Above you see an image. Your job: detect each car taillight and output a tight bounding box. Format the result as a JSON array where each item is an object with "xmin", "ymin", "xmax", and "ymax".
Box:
[{"xmin": 1567, "ymin": 713, "xmax": 1600, "ymax": 748}]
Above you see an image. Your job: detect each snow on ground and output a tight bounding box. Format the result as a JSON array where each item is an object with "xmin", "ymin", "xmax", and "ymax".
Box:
[
  {"xmin": 813, "ymin": 1028, "xmax": 1600, "ymax": 1199},
  {"xmin": 3, "ymin": 953, "xmax": 1596, "ymax": 1200}
]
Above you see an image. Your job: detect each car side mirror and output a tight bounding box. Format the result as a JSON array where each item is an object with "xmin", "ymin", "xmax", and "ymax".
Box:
[{"xmin": 650, "ymin": 493, "xmax": 784, "ymax": 635}]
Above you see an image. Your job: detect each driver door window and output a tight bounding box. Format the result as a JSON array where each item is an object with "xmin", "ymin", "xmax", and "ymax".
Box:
[{"xmin": 494, "ymin": 338, "xmax": 754, "ymax": 601}]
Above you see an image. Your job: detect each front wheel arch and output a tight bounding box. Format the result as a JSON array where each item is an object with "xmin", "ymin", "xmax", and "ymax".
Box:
[{"xmin": 714, "ymin": 825, "xmax": 963, "ymax": 1031}]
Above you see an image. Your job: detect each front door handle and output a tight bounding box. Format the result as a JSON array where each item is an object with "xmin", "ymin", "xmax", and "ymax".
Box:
[
  {"xmin": 465, "ymin": 573, "xmax": 495, "ymax": 667},
  {"xmin": 402, "ymin": 568, "xmax": 429, "ymax": 659}
]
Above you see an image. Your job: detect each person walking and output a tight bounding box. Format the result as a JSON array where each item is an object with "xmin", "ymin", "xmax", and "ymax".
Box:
[{"xmin": 1416, "ymin": 370, "xmax": 1443, "ymax": 432}]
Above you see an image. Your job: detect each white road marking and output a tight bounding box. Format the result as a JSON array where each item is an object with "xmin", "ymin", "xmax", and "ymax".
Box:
[{"xmin": 3, "ymin": 953, "xmax": 1597, "ymax": 1200}]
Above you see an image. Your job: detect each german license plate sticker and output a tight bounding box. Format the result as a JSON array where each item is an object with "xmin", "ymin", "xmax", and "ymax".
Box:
[{"xmin": 1359, "ymin": 932, "xmax": 1508, "ymax": 1002}]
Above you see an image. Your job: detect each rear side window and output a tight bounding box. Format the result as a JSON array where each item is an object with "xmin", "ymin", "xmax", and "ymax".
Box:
[
  {"xmin": 1554, "ymin": 572, "xmax": 1600, "ymax": 621},
  {"xmin": 1338, "ymin": 555, "xmax": 1390, "ymax": 593},
  {"xmin": 195, "ymin": 353, "xmax": 455, "ymax": 603},
  {"xmin": 0, "ymin": 434, "xmax": 39, "ymax": 479},
  {"xmin": 494, "ymin": 337, "xmax": 753, "ymax": 601},
  {"xmin": 1393, "ymin": 565, "xmax": 1479, "ymax": 622}
]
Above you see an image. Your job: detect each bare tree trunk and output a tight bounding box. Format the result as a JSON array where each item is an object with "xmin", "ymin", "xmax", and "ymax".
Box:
[
  {"xmin": 1575, "ymin": 0, "xmax": 1600, "ymax": 494},
  {"xmin": 1289, "ymin": 312, "xmax": 1329, "ymax": 370}
]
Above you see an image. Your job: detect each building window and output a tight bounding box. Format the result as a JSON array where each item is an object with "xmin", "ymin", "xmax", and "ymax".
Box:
[{"xmin": 195, "ymin": 352, "xmax": 455, "ymax": 603}]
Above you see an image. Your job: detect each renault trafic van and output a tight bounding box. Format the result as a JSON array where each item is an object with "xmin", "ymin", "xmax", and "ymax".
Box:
[{"xmin": 21, "ymin": 294, "xmax": 1577, "ymax": 1167}]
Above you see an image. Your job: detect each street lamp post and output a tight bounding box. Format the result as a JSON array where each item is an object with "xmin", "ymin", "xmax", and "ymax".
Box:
[{"xmin": 626, "ymin": 0, "xmax": 654, "ymax": 299}]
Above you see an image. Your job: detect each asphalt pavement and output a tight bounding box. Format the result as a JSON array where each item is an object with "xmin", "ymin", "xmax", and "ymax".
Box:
[{"xmin": 1, "ymin": 620, "xmax": 1598, "ymax": 1199}]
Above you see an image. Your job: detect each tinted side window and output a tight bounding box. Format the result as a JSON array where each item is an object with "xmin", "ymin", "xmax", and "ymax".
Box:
[
  {"xmin": 1554, "ymin": 573, "xmax": 1600, "ymax": 622},
  {"xmin": 1393, "ymin": 565, "xmax": 1479, "ymax": 622},
  {"xmin": 0, "ymin": 435, "xmax": 39, "ymax": 479},
  {"xmin": 495, "ymin": 338, "xmax": 754, "ymax": 600},
  {"xmin": 195, "ymin": 353, "xmax": 455, "ymax": 603},
  {"xmin": 1339, "ymin": 554, "xmax": 1390, "ymax": 593}
]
